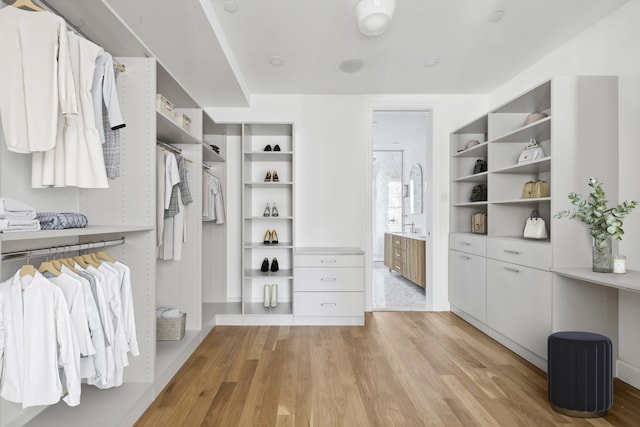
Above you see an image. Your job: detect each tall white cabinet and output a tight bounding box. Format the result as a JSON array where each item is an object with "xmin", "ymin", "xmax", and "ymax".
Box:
[{"xmin": 449, "ymin": 76, "xmax": 618, "ymax": 371}]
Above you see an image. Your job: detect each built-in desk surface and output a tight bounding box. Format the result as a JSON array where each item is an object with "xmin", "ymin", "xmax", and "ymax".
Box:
[{"xmin": 552, "ymin": 267, "xmax": 640, "ymax": 293}]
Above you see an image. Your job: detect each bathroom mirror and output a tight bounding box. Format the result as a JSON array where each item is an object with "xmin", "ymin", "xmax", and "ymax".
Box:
[{"xmin": 409, "ymin": 163, "xmax": 423, "ymax": 214}]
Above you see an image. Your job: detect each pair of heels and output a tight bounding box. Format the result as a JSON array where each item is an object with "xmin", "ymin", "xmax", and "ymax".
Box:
[
  {"xmin": 264, "ymin": 170, "xmax": 279, "ymax": 182},
  {"xmin": 263, "ymin": 203, "xmax": 279, "ymax": 217},
  {"xmin": 263, "ymin": 230, "xmax": 279, "ymax": 244},
  {"xmin": 263, "ymin": 284, "xmax": 278, "ymax": 308},
  {"xmin": 264, "ymin": 145, "xmax": 281, "ymax": 152},
  {"xmin": 260, "ymin": 257, "xmax": 279, "ymax": 272}
]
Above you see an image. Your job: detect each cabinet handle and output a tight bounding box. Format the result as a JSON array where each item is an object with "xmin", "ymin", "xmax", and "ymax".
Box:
[
  {"xmin": 504, "ymin": 267, "xmax": 520, "ymax": 273},
  {"xmin": 321, "ymin": 277, "xmax": 337, "ymax": 282},
  {"xmin": 395, "ymin": 252, "xmax": 401, "ymax": 256},
  {"xmin": 503, "ymin": 250, "xmax": 521, "ymax": 255},
  {"xmin": 394, "ymin": 240, "xmax": 401, "ymax": 244},
  {"xmin": 321, "ymin": 303, "xmax": 337, "ymax": 307},
  {"xmin": 459, "ymin": 242, "xmax": 471, "ymax": 246},
  {"xmin": 320, "ymin": 259, "xmax": 337, "ymax": 264},
  {"xmin": 458, "ymin": 255, "xmax": 470, "ymax": 260}
]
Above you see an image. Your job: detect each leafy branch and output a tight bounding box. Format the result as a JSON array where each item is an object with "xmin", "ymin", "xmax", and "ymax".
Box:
[{"xmin": 554, "ymin": 177, "xmax": 638, "ymax": 245}]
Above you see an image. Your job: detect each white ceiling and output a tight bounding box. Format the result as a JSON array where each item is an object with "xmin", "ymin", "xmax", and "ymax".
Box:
[
  {"xmin": 209, "ymin": 0, "xmax": 630, "ymax": 95},
  {"xmin": 34, "ymin": 0, "xmax": 631, "ymax": 107}
]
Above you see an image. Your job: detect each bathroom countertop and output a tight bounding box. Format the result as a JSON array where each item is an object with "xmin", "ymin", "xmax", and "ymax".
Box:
[{"xmin": 385, "ymin": 232, "xmax": 427, "ymax": 241}]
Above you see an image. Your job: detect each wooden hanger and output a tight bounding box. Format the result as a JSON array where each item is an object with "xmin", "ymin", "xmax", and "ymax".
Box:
[
  {"xmin": 9, "ymin": 0, "xmax": 45, "ymax": 12},
  {"xmin": 82, "ymin": 253, "xmax": 101, "ymax": 267},
  {"xmin": 96, "ymin": 250, "xmax": 118, "ymax": 263},
  {"xmin": 38, "ymin": 261, "xmax": 61, "ymax": 277},
  {"xmin": 51, "ymin": 259, "xmax": 63, "ymax": 271},
  {"xmin": 73, "ymin": 255, "xmax": 89, "ymax": 269},
  {"xmin": 19, "ymin": 264, "xmax": 36, "ymax": 277},
  {"xmin": 60, "ymin": 257, "xmax": 80, "ymax": 273}
]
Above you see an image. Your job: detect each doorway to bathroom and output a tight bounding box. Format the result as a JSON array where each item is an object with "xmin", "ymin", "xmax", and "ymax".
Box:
[{"xmin": 371, "ymin": 110, "xmax": 432, "ymax": 311}]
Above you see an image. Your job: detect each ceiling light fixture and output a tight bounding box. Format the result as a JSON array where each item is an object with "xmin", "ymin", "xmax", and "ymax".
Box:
[
  {"xmin": 269, "ymin": 56, "xmax": 284, "ymax": 67},
  {"xmin": 488, "ymin": 10, "xmax": 505, "ymax": 22},
  {"xmin": 356, "ymin": 0, "xmax": 396, "ymax": 36},
  {"xmin": 223, "ymin": 0, "xmax": 238, "ymax": 13}
]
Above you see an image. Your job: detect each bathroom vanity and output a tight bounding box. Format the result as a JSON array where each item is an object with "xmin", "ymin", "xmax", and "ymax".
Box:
[{"xmin": 384, "ymin": 232, "xmax": 426, "ymax": 288}]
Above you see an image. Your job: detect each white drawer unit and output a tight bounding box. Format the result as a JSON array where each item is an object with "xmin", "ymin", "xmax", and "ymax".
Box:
[
  {"xmin": 294, "ymin": 267, "xmax": 363, "ymax": 292},
  {"xmin": 487, "ymin": 237, "xmax": 551, "ymax": 271},
  {"xmin": 294, "ymin": 247, "xmax": 364, "ymax": 323},
  {"xmin": 449, "ymin": 250, "xmax": 487, "ymax": 323},
  {"xmin": 294, "ymin": 292, "xmax": 364, "ymax": 317},
  {"xmin": 450, "ymin": 232, "xmax": 487, "ymax": 257}
]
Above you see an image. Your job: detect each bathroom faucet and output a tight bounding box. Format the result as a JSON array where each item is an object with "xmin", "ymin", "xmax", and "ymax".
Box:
[{"xmin": 403, "ymin": 222, "xmax": 415, "ymax": 233}]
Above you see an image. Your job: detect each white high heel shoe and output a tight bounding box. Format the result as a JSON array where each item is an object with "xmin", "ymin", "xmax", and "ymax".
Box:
[
  {"xmin": 270, "ymin": 284, "xmax": 278, "ymax": 308},
  {"xmin": 263, "ymin": 285, "xmax": 271, "ymax": 308}
]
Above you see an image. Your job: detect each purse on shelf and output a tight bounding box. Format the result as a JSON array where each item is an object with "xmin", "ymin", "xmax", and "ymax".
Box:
[
  {"xmin": 471, "ymin": 212, "xmax": 487, "ymax": 234},
  {"xmin": 472, "ymin": 159, "xmax": 487, "ymax": 174},
  {"xmin": 517, "ymin": 138, "xmax": 545, "ymax": 164},
  {"xmin": 521, "ymin": 180, "xmax": 550, "ymax": 199},
  {"xmin": 523, "ymin": 209, "xmax": 548, "ymax": 239},
  {"xmin": 469, "ymin": 184, "xmax": 487, "ymax": 202}
]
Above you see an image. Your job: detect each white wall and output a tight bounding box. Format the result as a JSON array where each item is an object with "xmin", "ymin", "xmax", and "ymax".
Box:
[
  {"xmin": 487, "ymin": 0, "xmax": 640, "ymax": 386},
  {"xmin": 207, "ymin": 93, "xmax": 487, "ymax": 312}
]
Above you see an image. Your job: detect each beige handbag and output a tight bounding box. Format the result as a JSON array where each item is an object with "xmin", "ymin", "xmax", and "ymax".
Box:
[
  {"xmin": 471, "ymin": 212, "xmax": 487, "ymax": 234},
  {"xmin": 521, "ymin": 180, "xmax": 549, "ymax": 199}
]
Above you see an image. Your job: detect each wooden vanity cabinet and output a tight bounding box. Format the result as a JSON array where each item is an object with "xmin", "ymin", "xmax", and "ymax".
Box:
[{"xmin": 384, "ymin": 233, "xmax": 426, "ymax": 288}]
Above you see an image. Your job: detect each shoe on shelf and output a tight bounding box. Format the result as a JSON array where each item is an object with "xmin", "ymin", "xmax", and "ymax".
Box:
[
  {"xmin": 264, "ymin": 145, "xmax": 272, "ymax": 151},
  {"xmin": 260, "ymin": 257, "xmax": 269, "ymax": 272},
  {"xmin": 274, "ymin": 144, "xmax": 281, "ymax": 152},
  {"xmin": 263, "ymin": 203, "xmax": 271, "ymax": 217},
  {"xmin": 263, "ymin": 230, "xmax": 272, "ymax": 244},
  {"xmin": 271, "ymin": 229, "xmax": 279, "ymax": 244},
  {"xmin": 270, "ymin": 257, "xmax": 279, "ymax": 272},
  {"xmin": 271, "ymin": 203, "xmax": 279, "ymax": 217},
  {"xmin": 273, "ymin": 171, "xmax": 279, "ymax": 182},
  {"xmin": 270, "ymin": 284, "xmax": 278, "ymax": 308},
  {"xmin": 264, "ymin": 170, "xmax": 271, "ymax": 182},
  {"xmin": 263, "ymin": 285, "xmax": 271, "ymax": 308}
]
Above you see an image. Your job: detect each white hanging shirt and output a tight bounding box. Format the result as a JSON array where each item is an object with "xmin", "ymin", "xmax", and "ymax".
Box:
[
  {"xmin": 0, "ymin": 7, "xmax": 77, "ymax": 153},
  {"xmin": 91, "ymin": 52, "xmax": 125, "ymax": 143},
  {"xmin": 0, "ymin": 270, "xmax": 81, "ymax": 408}
]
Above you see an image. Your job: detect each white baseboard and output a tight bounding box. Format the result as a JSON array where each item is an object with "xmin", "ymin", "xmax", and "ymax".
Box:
[{"xmin": 616, "ymin": 359, "xmax": 640, "ymax": 389}]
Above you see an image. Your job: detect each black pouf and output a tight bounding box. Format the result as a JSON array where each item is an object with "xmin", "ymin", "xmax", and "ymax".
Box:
[{"xmin": 547, "ymin": 331, "xmax": 613, "ymax": 417}]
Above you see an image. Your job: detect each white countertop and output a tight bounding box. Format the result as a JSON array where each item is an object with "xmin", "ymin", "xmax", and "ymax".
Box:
[
  {"xmin": 385, "ymin": 232, "xmax": 428, "ymax": 241},
  {"xmin": 552, "ymin": 267, "xmax": 640, "ymax": 294}
]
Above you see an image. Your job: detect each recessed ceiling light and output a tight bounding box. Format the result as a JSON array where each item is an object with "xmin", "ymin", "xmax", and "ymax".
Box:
[
  {"xmin": 269, "ymin": 56, "xmax": 284, "ymax": 67},
  {"xmin": 223, "ymin": 0, "xmax": 238, "ymax": 13},
  {"xmin": 339, "ymin": 59, "xmax": 364, "ymax": 73},
  {"xmin": 488, "ymin": 10, "xmax": 505, "ymax": 22},
  {"xmin": 423, "ymin": 56, "xmax": 440, "ymax": 67}
]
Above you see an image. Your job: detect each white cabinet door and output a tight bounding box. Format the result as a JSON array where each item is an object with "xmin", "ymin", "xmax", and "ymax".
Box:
[
  {"xmin": 487, "ymin": 259, "xmax": 552, "ymax": 358},
  {"xmin": 449, "ymin": 250, "xmax": 486, "ymax": 322}
]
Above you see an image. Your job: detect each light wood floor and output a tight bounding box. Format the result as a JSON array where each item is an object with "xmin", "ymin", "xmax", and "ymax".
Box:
[{"xmin": 136, "ymin": 312, "xmax": 640, "ymax": 426}]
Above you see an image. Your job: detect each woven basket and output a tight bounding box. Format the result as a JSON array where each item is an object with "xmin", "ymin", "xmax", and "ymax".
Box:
[{"xmin": 157, "ymin": 312, "xmax": 186, "ymax": 341}]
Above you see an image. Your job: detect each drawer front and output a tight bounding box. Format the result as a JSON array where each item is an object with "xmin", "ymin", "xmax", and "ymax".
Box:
[
  {"xmin": 295, "ymin": 254, "xmax": 363, "ymax": 268},
  {"xmin": 294, "ymin": 267, "xmax": 363, "ymax": 292},
  {"xmin": 486, "ymin": 259, "xmax": 552, "ymax": 358},
  {"xmin": 449, "ymin": 250, "xmax": 486, "ymax": 322},
  {"xmin": 450, "ymin": 233, "xmax": 486, "ymax": 257},
  {"xmin": 487, "ymin": 238, "xmax": 551, "ymax": 270},
  {"xmin": 391, "ymin": 235, "xmax": 406, "ymax": 250},
  {"xmin": 294, "ymin": 292, "xmax": 363, "ymax": 317},
  {"xmin": 392, "ymin": 248, "xmax": 406, "ymax": 262},
  {"xmin": 392, "ymin": 261, "xmax": 405, "ymax": 275}
]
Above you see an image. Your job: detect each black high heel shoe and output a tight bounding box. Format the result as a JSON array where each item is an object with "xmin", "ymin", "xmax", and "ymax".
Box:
[
  {"xmin": 264, "ymin": 145, "xmax": 272, "ymax": 151},
  {"xmin": 260, "ymin": 257, "xmax": 269, "ymax": 272},
  {"xmin": 274, "ymin": 144, "xmax": 281, "ymax": 151},
  {"xmin": 270, "ymin": 257, "xmax": 279, "ymax": 272}
]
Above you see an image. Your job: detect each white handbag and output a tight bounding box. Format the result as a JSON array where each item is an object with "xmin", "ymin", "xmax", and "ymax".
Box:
[
  {"xmin": 523, "ymin": 210, "xmax": 548, "ymax": 239},
  {"xmin": 518, "ymin": 138, "xmax": 545, "ymax": 164}
]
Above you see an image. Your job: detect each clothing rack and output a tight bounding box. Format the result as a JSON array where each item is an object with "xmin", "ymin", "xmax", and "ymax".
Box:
[
  {"xmin": 202, "ymin": 163, "xmax": 212, "ymax": 171},
  {"xmin": 0, "ymin": 237, "xmax": 125, "ymax": 261},
  {"xmin": 157, "ymin": 140, "xmax": 193, "ymax": 163},
  {"xmin": 33, "ymin": 0, "xmax": 126, "ymax": 72}
]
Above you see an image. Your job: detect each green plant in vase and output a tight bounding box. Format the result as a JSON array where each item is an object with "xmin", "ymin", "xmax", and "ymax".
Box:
[{"xmin": 555, "ymin": 177, "xmax": 637, "ymax": 272}]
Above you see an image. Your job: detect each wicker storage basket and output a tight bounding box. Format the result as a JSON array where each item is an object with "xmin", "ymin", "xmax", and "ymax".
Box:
[{"xmin": 157, "ymin": 312, "xmax": 186, "ymax": 341}]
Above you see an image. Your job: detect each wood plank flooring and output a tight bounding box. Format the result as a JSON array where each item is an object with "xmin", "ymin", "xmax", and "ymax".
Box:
[{"xmin": 135, "ymin": 312, "xmax": 640, "ymax": 426}]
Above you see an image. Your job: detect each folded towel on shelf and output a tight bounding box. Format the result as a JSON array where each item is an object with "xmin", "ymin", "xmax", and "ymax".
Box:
[
  {"xmin": 156, "ymin": 308, "xmax": 183, "ymax": 318},
  {"xmin": 36, "ymin": 212, "xmax": 88, "ymax": 230},
  {"xmin": 0, "ymin": 198, "xmax": 36, "ymax": 220},
  {"xmin": 0, "ymin": 219, "xmax": 41, "ymax": 232}
]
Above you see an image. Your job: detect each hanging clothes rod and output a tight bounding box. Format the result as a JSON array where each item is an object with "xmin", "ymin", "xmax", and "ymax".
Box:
[
  {"xmin": 157, "ymin": 140, "xmax": 182, "ymax": 154},
  {"xmin": 202, "ymin": 163, "xmax": 212, "ymax": 170},
  {"xmin": 33, "ymin": 0, "xmax": 125, "ymax": 72},
  {"xmin": 0, "ymin": 237, "xmax": 125, "ymax": 262}
]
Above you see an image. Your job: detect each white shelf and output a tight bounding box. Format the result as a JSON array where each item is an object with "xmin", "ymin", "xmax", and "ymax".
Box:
[
  {"xmin": 492, "ymin": 157, "xmax": 551, "ymax": 174},
  {"xmin": 244, "ymin": 302, "xmax": 293, "ymax": 315},
  {"xmin": 492, "ymin": 117, "xmax": 551, "ymax": 143},
  {"xmin": 491, "ymin": 197, "xmax": 551, "ymax": 205},
  {"xmin": 157, "ymin": 111, "xmax": 201, "ymax": 144},
  {"xmin": 243, "ymin": 268, "xmax": 294, "ymax": 279},
  {"xmin": 202, "ymin": 143, "xmax": 225, "ymax": 162},
  {"xmin": 453, "ymin": 172, "xmax": 488, "ymax": 182},
  {"xmin": 452, "ymin": 141, "xmax": 488, "ymax": 158},
  {"xmin": 244, "ymin": 151, "xmax": 293, "ymax": 161},
  {"xmin": 244, "ymin": 242, "xmax": 294, "ymax": 248},
  {"xmin": 552, "ymin": 267, "xmax": 640, "ymax": 294},
  {"xmin": 243, "ymin": 216, "xmax": 293, "ymax": 220},
  {"xmin": 244, "ymin": 182, "xmax": 293, "ymax": 187},
  {"xmin": 453, "ymin": 201, "xmax": 488, "ymax": 207},
  {"xmin": 0, "ymin": 225, "xmax": 153, "ymax": 242}
]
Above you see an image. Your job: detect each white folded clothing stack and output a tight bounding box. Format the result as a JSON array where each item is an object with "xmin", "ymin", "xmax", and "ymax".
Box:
[
  {"xmin": 0, "ymin": 198, "xmax": 40, "ymax": 232},
  {"xmin": 156, "ymin": 307, "xmax": 183, "ymax": 318}
]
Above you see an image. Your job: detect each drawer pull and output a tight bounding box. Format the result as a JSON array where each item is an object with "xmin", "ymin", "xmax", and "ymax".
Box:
[
  {"xmin": 321, "ymin": 259, "xmax": 337, "ymax": 264},
  {"xmin": 503, "ymin": 250, "xmax": 521, "ymax": 255},
  {"xmin": 395, "ymin": 252, "xmax": 401, "ymax": 256},
  {"xmin": 459, "ymin": 242, "xmax": 471, "ymax": 246},
  {"xmin": 458, "ymin": 255, "xmax": 470, "ymax": 260},
  {"xmin": 321, "ymin": 303, "xmax": 337, "ymax": 307},
  {"xmin": 320, "ymin": 277, "xmax": 337, "ymax": 282},
  {"xmin": 504, "ymin": 267, "xmax": 520, "ymax": 273}
]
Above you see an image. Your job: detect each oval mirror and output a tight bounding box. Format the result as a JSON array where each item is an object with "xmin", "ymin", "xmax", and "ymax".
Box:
[{"xmin": 409, "ymin": 163, "xmax": 423, "ymax": 214}]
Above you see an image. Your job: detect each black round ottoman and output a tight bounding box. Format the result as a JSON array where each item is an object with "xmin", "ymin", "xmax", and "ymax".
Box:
[{"xmin": 547, "ymin": 331, "xmax": 613, "ymax": 417}]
